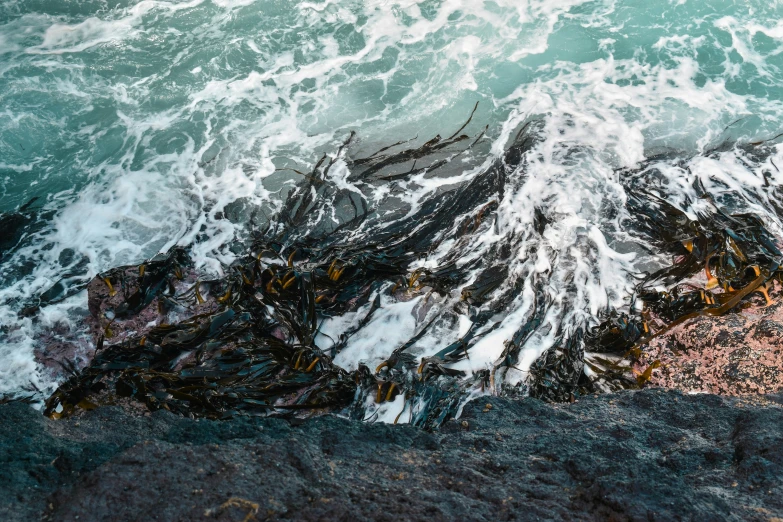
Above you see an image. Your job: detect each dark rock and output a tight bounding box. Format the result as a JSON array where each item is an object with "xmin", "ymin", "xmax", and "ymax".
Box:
[{"xmin": 2, "ymin": 389, "xmax": 782, "ymax": 521}]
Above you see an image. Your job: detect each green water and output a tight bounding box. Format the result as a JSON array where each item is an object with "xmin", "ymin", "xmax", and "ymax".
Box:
[{"xmin": 1, "ymin": 0, "xmax": 782, "ymax": 394}]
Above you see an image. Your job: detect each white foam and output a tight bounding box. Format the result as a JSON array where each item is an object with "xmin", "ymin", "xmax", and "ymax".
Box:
[
  {"xmin": 29, "ymin": 1, "xmax": 207, "ymax": 55},
  {"xmin": 3, "ymin": 0, "xmax": 783, "ymax": 409}
]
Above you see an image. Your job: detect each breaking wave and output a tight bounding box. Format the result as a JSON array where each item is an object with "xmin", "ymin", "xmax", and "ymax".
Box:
[{"xmin": 1, "ymin": 0, "xmax": 783, "ymax": 422}]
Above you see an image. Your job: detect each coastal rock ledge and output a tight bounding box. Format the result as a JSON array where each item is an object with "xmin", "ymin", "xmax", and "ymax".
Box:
[{"xmin": 2, "ymin": 389, "xmax": 782, "ymax": 522}]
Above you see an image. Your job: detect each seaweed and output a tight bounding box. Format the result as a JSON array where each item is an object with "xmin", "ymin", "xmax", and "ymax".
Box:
[
  {"xmin": 619, "ymin": 154, "xmax": 783, "ymax": 352},
  {"xmin": 43, "ymin": 107, "xmax": 515, "ymax": 426},
  {"xmin": 584, "ymin": 311, "xmax": 646, "ymax": 354},
  {"xmin": 39, "ymin": 111, "xmax": 783, "ymax": 427},
  {"xmin": 528, "ymin": 329, "xmax": 585, "ymax": 402}
]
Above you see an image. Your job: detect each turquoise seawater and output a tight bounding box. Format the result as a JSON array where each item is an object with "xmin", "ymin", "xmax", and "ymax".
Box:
[{"xmin": 2, "ymin": 0, "xmax": 783, "ymax": 396}]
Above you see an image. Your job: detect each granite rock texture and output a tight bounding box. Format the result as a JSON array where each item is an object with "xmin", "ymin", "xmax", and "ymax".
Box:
[{"xmin": 638, "ymin": 284, "xmax": 783, "ymax": 395}]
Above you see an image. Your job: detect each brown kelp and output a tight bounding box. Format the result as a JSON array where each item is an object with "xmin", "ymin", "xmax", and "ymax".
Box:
[
  {"xmin": 623, "ymin": 148, "xmax": 782, "ymax": 335},
  {"xmin": 41, "ymin": 111, "xmax": 783, "ymax": 428},
  {"xmin": 44, "ymin": 110, "xmax": 517, "ymax": 427},
  {"xmin": 579, "ymin": 144, "xmax": 783, "ymax": 392}
]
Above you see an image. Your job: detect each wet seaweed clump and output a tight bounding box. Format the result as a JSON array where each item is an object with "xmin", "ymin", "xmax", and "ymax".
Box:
[
  {"xmin": 44, "ymin": 109, "xmax": 514, "ymax": 428},
  {"xmin": 39, "ymin": 110, "xmax": 783, "ymax": 428},
  {"xmin": 579, "ymin": 145, "xmax": 783, "ymax": 391}
]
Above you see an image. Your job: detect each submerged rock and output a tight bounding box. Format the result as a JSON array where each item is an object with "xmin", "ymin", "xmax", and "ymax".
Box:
[{"xmin": 1, "ymin": 389, "xmax": 781, "ymax": 521}]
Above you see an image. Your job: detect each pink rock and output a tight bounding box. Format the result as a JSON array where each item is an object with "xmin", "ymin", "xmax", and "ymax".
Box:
[{"xmin": 635, "ymin": 282, "xmax": 783, "ymax": 396}]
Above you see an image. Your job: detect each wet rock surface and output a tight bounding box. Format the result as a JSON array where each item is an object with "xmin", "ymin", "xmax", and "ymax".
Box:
[
  {"xmin": 638, "ymin": 286, "xmax": 783, "ymax": 395},
  {"xmin": 2, "ymin": 389, "xmax": 782, "ymax": 522}
]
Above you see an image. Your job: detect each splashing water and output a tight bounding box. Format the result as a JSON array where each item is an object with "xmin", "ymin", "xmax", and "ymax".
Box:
[{"xmin": 2, "ymin": 0, "xmax": 783, "ymax": 408}]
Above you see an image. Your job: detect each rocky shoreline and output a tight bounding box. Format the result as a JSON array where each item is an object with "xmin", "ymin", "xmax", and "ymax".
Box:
[
  {"xmin": 636, "ymin": 286, "xmax": 783, "ymax": 396},
  {"xmin": 6, "ymin": 132, "xmax": 783, "ymax": 521},
  {"xmin": 2, "ymin": 388, "xmax": 782, "ymax": 521}
]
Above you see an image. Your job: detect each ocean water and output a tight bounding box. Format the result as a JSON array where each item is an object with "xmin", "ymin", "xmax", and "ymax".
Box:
[{"xmin": 2, "ymin": 0, "xmax": 783, "ymax": 403}]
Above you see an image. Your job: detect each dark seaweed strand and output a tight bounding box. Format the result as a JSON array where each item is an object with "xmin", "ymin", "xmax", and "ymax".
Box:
[{"xmin": 41, "ymin": 119, "xmax": 783, "ymax": 428}]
